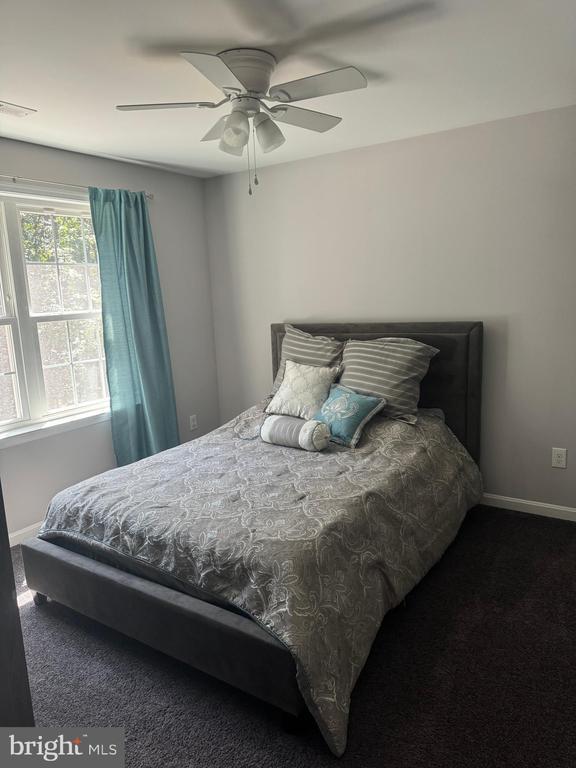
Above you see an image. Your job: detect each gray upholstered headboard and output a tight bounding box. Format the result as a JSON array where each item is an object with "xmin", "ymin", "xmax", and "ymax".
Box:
[{"xmin": 271, "ymin": 322, "xmax": 483, "ymax": 462}]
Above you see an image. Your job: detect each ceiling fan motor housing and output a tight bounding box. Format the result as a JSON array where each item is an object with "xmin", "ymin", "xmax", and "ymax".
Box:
[
  {"xmin": 230, "ymin": 97, "xmax": 261, "ymax": 116},
  {"xmin": 219, "ymin": 49, "xmax": 276, "ymax": 97}
]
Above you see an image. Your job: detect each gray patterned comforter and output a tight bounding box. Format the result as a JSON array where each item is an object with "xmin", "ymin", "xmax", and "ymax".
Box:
[{"xmin": 39, "ymin": 405, "xmax": 482, "ymax": 755}]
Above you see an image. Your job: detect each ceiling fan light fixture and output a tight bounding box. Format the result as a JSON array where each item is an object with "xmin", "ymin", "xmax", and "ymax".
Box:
[
  {"xmin": 218, "ymin": 137, "xmax": 244, "ymax": 156},
  {"xmin": 221, "ymin": 109, "xmax": 250, "ymax": 148},
  {"xmin": 253, "ymin": 113, "xmax": 285, "ymax": 154}
]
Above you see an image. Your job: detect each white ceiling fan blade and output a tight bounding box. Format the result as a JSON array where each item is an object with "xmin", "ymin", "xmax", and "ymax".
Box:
[
  {"xmin": 268, "ymin": 67, "xmax": 366, "ymax": 103},
  {"xmin": 180, "ymin": 51, "xmax": 244, "ymax": 94},
  {"xmin": 116, "ymin": 101, "xmax": 218, "ymax": 111},
  {"xmin": 290, "ymin": 1, "xmax": 435, "ymax": 51},
  {"xmin": 201, "ymin": 115, "xmax": 229, "ymax": 141},
  {"xmin": 225, "ymin": 0, "xmax": 299, "ymax": 40},
  {"xmin": 270, "ymin": 105, "xmax": 341, "ymax": 133}
]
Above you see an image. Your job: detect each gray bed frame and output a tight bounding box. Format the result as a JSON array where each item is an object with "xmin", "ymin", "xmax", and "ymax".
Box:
[{"xmin": 22, "ymin": 321, "xmax": 482, "ymax": 719}]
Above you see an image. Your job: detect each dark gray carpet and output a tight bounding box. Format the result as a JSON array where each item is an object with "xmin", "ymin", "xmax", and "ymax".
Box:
[{"xmin": 12, "ymin": 507, "xmax": 576, "ymax": 768}]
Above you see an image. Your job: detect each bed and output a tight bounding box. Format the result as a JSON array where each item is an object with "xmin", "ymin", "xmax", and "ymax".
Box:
[{"xmin": 22, "ymin": 321, "xmax": 483, "ymax": 755}]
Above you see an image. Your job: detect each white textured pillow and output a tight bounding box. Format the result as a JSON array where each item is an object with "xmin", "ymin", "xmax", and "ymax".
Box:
[
  {"xmin": 261, "ymin": 415, "xmax": 330, "ymax": 451},
  {"xmin": 265, "ymin": 360, "xmax": 340, "ymax": 420}
]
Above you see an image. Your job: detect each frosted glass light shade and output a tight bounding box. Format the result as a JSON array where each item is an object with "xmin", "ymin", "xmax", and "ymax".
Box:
[
  {"xmin": 254, "ymin": 113, "xmax": 285, "ymax": 153},
  {"xmin": 218, "ymin": 137, "xmax": 244, "ymax": 156},
  {"xmin": 222, "ymin": 110, "xmax": 250, "ymax": 148}
]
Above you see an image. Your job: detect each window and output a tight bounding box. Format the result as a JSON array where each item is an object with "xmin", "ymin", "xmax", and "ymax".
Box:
[{"xmin": 0, "ymin": 194, "xmax": 108, "ymax": 431}]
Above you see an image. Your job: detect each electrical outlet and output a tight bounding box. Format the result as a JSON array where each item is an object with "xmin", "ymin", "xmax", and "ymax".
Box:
[
  {"xmin": 551, "ymin": 447, "xmax": 567, "ymax": 469},
  {"xmin": 189, "ymin": 414, "xmax": 198, "ymax": 431}
]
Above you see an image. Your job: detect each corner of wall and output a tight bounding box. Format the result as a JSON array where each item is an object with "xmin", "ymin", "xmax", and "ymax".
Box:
[{"xmin": 200, "ymin": 176, "xmax": 224, "ymax": 426}]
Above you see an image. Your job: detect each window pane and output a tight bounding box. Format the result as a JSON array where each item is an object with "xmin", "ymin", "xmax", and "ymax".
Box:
[
  {"xmin": 60, "ymin": 265, "xmax": 90, "ymax": 311},
  {"xmin": 55, "ymin": 215, "xmax": 85, "ymax": 263},
  {"xmin": 68, "ymin": 319, "xmax": 101, "ymax": 362},
  {"xmin": 83, "ymin": 218, "xmax": 98, "ymax": 263},
  {"xmin": 20, "ymin": 212, "xmax": 55, "ymax": 262},
  {"xmin": 0, "ymin": 269, "xmax": 6, "ymax": 318},
  {"xmin": 38, "ymin": 318, "xmax": 107, "ymax": 412},
  {"xmin": 38, "ymin": 321, "xmax": 69, "ymax": 366},
  {"xmin": 0, "ymin": 326, "xmax": 21, "ymax": 423},
  {"xmin": 13, "ymin": 203, "xmax": 107, "ymax": 421},
  {"xmin": 0, "ymin": 375, "xmax": 18, "ymax": 423},
  {"xmin": 27, "ymin": 264, "xmax": 61, "ymax": 313},
  {"xmin": 74, "ymin": 361, "xmax": 105, "ymax": 403},
  {"xmin": 88, "ymin": 265, "xmax": 101, "ymax": 310},
  {"xmin": 0, "ymin": 327, "xmax": 12, "ymax": 374},
  {"xmin": 44, "ymin": 365, "xmax": 74, "ymax": 411}
]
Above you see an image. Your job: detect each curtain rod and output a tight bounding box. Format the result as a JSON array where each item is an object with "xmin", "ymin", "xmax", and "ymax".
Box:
[{"xmin": 0, "ymin": 174, "xmax": 153, "ymax": 200}]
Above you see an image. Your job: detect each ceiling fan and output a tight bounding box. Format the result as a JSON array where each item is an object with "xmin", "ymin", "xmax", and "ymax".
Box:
[{"xmin": 116, "ymin": 48, "xmax": 367, "ymax": 157}]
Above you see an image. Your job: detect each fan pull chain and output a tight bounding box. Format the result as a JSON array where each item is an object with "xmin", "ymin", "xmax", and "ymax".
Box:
[
  {"xmin": 246, "ymin": 128, "xmax": 253, "ymax": 196},
  {"xmin": 252, "ymin": 129, "xmax": 259, "ymax": 187}
]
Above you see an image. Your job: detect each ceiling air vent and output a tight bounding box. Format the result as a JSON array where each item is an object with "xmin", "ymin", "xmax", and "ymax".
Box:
[{"xmin": 0, "ymin": 101, "xmax": 37, "ymax": 118}]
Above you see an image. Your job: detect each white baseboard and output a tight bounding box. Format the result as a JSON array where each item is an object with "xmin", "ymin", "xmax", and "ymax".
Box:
[
  {"xmin": 9, "ymin": 520, "xmax": 43, "ymax": 548},
  {"xmin": 482, "ymin": 493, "xmax": 576, "ymax": 523}
]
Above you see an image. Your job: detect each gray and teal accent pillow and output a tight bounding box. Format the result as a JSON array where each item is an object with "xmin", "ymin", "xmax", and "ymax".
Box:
[
  {"xmin": 314, "ymin": 384, "xmax": 385, "ymax": 448},
  {"xmin": 340, "ymin": 337, "xmax": 438, "ymax": 423},
  {"xmin": 272, "ymin": 324, "xmax": 344, "ymax": 393}
]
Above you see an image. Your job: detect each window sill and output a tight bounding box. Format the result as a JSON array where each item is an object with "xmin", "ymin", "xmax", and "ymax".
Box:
[{"xmin": 0, "ymin": 408, "xmax": 111, "ymax": 449}]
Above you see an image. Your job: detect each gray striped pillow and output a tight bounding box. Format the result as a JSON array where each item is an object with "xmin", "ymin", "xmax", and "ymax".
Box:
[
  {"xmin": 340, "ymin": 337, "xmax": 439, "ymax": 423},
  {"xmin": 272, "ymin": 325, "xmax": 344, "ymax": 392}
]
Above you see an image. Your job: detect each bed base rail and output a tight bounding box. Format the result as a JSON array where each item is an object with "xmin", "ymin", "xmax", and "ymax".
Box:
[{"xmin": 22, "ymin": 537, "xmax": 303, "ymax": 716}]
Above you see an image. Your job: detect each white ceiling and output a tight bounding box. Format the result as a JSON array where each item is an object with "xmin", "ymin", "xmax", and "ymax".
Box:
[{"xmin": 2, "ymin": 0, "xmax": 575, "ymax": 177}]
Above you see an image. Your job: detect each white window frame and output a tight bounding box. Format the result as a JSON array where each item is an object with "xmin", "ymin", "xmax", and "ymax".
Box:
[{"xmin": 0, "ymin": 190, "xmax": 109, "ymax": 436}]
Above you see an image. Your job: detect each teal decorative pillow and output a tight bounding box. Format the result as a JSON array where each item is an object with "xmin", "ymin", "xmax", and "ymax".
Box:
[{"xmin": 314, "ymin": 385, "xmax": 385, "ymax": 448}]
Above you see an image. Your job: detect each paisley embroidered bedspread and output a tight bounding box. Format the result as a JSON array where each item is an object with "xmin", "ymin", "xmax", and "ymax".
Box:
[{"xmin": 39, "ymin": 405, "xmax": 482, "ymax": 755}]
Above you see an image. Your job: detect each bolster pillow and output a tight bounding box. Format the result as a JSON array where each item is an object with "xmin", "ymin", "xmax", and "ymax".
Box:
[{"xmin": 260, "ymin": 415, "xmax": 330, "ymax": 452}]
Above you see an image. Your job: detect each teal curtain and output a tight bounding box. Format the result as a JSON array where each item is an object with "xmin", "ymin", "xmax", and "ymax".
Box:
[{"xmin": 89, "ymin": 187, "xmax": 179, "ymax": 465}]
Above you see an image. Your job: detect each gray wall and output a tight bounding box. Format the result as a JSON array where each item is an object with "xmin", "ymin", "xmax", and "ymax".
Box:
[
  {"xmin": 0, "ymin": 139, "xmax": 220, "ymax": 534},
  {"xmin": 205, "ymin": 105, "xmax": 576, "ymax": 509}
]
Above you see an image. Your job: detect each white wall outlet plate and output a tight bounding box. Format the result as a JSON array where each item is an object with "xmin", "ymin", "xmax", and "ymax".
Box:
[
  {"xmin": 551, "ymin": 447, "xmax": 567, "ymax": 469},
  {"xmin": 189, "ymin": 414, "xmax": 198, "ymax": 431}
]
